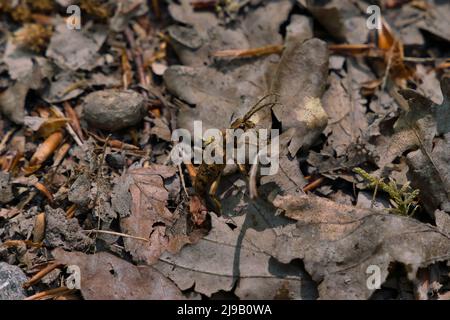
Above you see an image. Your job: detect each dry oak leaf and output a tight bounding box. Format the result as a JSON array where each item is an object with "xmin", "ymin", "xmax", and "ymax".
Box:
[
  {"xmin": 154, "ymin": 214, "xmax": 314, "ymax": 299},
  {"xmin": 270, "ymin": 38, "xmax": 329, "ymax": 156},
  {"xmin": 52, "ymin": 248, "xmax": 184, "ymax": 300},
  {"xmin": 406, "ymin": 133, "xmax": 450, "ymax": 214},
  {"xmin": 164, "ymin": 57, "xmax": 276, "ymax": 135},
  {"xmin": 119, "ymin": 165, "xmax": 195, "ymax": 265},
  {"xmin": 272, "ymin": 194, "xmax": 450, "ymax": 300},
  {"xmin": 376, "ymin": 76, "xmax": 449, "ymax": 170},
  {"xmin": 154, "ymin": 179, "xmax": 317, "ymax": 299}
]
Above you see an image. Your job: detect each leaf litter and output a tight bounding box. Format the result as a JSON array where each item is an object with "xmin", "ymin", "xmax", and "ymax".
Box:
[{"xmin": 0, "ymin": 0, "xmax": 449, "ymax": 300}]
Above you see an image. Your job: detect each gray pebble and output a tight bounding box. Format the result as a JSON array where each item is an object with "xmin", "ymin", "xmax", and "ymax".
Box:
[
  {"xmin": 83, "ymin": 89, "xmax": 146, "ymax": 131},
  {"xmin": 0, "ymin": 262, "xmax": 28, "ymax": 300}
]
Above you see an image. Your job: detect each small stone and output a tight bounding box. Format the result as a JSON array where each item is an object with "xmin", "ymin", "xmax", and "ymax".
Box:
[
  {"xmin": 83, "ymin": 89, "xmax": 146, "ymax": 131},
  {"xmin": 0, "ymin": 262, "xmax": 28, "ymax": 300}
]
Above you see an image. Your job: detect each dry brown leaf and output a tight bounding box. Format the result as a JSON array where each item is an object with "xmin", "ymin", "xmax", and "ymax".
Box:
[
  {"xmin": 322, "ymin": 73, "xmax": 368, "ymax": 157},
  {"xmin": 378, "ymin": 19, "xmax": 396, "ymax": 50},
  {"xmin": 212, "ymin": 44, "xmax": 284, "ymax": 58},
  {"xmin": 189, "ymin": 195, "xmax": 208, "ymax": 226},
  {"xmin": 0, "ymin": 208, "xmax": 21, "ymax": 220},
  {"xmin": 24, "ymin": 116, "xmax": 69, "ymax": 137},
  {"xmin": 378, "ymin": 19, "xmax": 413, "ymax": 82},
  {"xmin": 168, "ymin": 0, "xmax": 292, "ymax": 67},
  {"xmin": 154, "ymin": 177, "xmax": 317, "ymax": 299},
  {"xmin": 373, "ymin": 78, "xmax": 450, "ymax": 213},
  {"xmin": 272, "ymin": 194, "xmax": 450, "ymax": 299},
  {"xmin": 52, "ymin": 248, "xmax": 184, "ymax": 300},
  {"xmin": 270, "ymin": 38, "xmax": 329, "ymax": 156},
  {"xmin": 376, "ymin": 77, "xmax": 448, "ymax": 170},
  {"xmin": 52, "ymin": 143, "xmax": 71, "ymax": 168},
  {"xmin": 119, "ymin": 165, "xmax": 202, "ymax": 264},
  {"xmin": 407, "ymin": 135, "xmax": 450, "ymax": 214}
]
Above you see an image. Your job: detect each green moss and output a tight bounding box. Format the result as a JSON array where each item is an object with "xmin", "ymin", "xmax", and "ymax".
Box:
[{"xmin": 353, "ymin": 167, "xmax": 420, "ymax": 216}]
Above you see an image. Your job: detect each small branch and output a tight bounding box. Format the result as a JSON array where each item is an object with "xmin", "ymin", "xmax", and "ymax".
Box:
[
  {"xmin": 402, "ymin": 56, "xmax": 439, "ymax": 63},
  {"xmin": 23, "ymin": 262, "xmax": 62, "ymax": 289},
  {"xmin": 82, "ymin": 230, "xmax": 150, "ymax": 242},
  {"xmin": 25, "ymin": 287, "xmax": 71, "ymax": 300},
  {"xmin": 213, "ymin": 44, "xmax": 284, "ymax": 58},
  {"xmin": 178, "ymin": 164, "xmax": 189, "ymax": 197},
  {"xmin": 63, "ymin": 101, "xmax": 84, "ymax": 141},
  {"xmin": 303, "ymin": 177, "xmax": 325, "ymax": 192},
  {"xmin": 125, "ymin": 27, "xmax": 148, "ymax": 87},
  {"xmin": 50, "ymin": 105, "xmax": 83, "ymax": 147}
]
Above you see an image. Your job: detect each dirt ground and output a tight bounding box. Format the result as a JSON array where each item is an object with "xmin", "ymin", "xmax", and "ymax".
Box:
[{"xmin": 0, "ymin": 0, "xmax": 449, "ymax": 300}]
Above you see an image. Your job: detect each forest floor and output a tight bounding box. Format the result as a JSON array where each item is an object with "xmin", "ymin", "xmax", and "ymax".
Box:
[{"xmin": 0, "ymin": 0, "xmax": 449, "ymax": 300}]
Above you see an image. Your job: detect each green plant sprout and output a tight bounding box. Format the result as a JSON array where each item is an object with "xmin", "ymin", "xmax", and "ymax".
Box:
[{"xmin": 353, "ymin": 167, "xmax": 420, "ymax": 216}]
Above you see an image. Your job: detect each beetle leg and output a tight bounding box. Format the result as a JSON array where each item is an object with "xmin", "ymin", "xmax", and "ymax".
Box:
[
  {"xmin": 205, "ymin": 176, "xmax": 222, "ymax": 216},
  {"xmin": 207, "ymin": 175, "xmax": 222, "ymax": 216},
  {"xmin": 237, "ymin": 164, "xmax": 247, "ymax": 175}
]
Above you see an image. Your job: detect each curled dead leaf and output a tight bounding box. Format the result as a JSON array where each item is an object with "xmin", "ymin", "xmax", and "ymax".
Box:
[
  {"xmin": 52, "ymin": 248, "xmax": 185, "ymax": 300},
  {"xmin": 118, "ymin": 165, "xmax": 205, "ymax": 264},
  {"xmin": 25, "ymin": 131, "xmax": 63, "ymax": 174}
]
